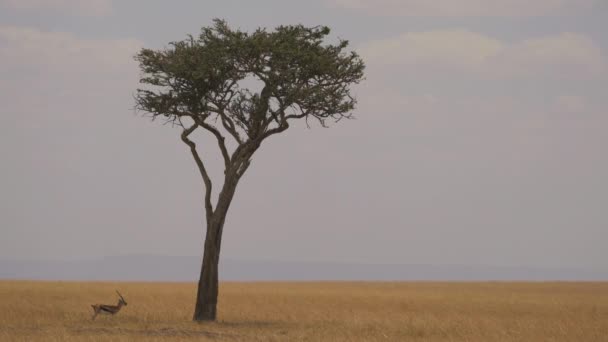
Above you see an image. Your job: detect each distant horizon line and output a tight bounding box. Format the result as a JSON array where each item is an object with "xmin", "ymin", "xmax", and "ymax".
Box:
[
  {"xmin": 2, "ymin": 256, "xmax": 607, "ymax": 281},
  {"xmin": 1, "ymin": 254, "xmax": 605, "ymax": 272}
]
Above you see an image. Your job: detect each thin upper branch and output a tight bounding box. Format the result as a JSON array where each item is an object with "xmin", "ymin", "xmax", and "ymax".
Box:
[
  {"xmin": 210, "ymin": 80, "xmax": 245, "ymax": 144},
  {"xmin": 192, "ymin": 116, "xmax": 231, "ymax": 170},
  {"xmin": 219, "ymin": 114, "xmax": 243, "ymax": 144}
]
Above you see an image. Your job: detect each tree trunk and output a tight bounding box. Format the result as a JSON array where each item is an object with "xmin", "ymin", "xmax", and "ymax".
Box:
[
  {"xmin": 192, "ymin": 218, "xmax": 222, "ymax": 321},
  {"xmin": 192, "ymin": 172, "xmax": 241, "ymax": 322}
]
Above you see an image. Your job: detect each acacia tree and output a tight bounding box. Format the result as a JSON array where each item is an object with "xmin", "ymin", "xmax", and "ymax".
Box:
[{"xmin": 134, "ymin": 19, "xmax": 365, "ymax": 322}]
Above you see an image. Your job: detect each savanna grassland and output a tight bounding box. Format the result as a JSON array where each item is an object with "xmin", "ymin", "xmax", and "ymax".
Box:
[{"xmin": 0, "ymin": 281, "xmax": 606, "ymax": 341}]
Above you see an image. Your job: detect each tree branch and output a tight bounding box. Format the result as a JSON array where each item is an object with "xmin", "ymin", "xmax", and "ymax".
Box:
[
  {"xmin": 259, "ymin": 121, "xmax": 289, "ymax": 141},
  {"xmin": 219, "ymin": 113, "xmax": 243, "ymax": 144},
  {"xmin": 192, "ymin": 116, "xmax": 231, "ymax": 170},
  {"xmin": 211, "ymin": 80, "xmax": 245, "ymax": 144},
  {"xmin": 181, "ymin": 124, "xmax": 214, "ymax": 219}
]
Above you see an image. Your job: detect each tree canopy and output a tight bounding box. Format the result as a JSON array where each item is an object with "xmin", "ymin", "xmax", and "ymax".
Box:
[{"xmin": 135, "ymin": 19, "xmax": 364, "ymax": 143}]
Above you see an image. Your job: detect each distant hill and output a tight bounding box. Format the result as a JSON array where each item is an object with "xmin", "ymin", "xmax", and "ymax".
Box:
[{"xmin": 1, "ymin": 255, "xmax": 606, "ymax": 281}]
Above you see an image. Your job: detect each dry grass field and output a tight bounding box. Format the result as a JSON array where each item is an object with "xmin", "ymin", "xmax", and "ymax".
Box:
[{"xmin": 0, "ymin": 281, "xmax": 606, "ymax": 341}]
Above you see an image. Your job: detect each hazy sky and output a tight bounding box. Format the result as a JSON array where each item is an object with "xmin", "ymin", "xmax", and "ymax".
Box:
[{"xmin": 1, "ymin": 0, "xmax": 607, "ymax": 271}]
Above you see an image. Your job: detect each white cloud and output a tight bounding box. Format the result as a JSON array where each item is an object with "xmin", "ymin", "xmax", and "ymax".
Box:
[
  {"xmin": 0, "ymin": 0, "xmax": 112, "ymax": 16},
  {"xmin": 490, "ymin": 33, "xmax": 606, "ymax": 78},
  {"xmin": 0, "ymin": 26, "xmax": 142, "ymax": 111},
  {"xmin": 360, "ymin": 30, "xmax": 503, "ymax": 71},
  {"xmin": 0, "ymin": 26, "xmax": 140, "ymax": 71},
  {"xmin": 330, "ymin": 0, "xmax": 597, "ymax": 16},
  {"xmin": 359, "ymin": 31, "xmax": 606, "ymax": 80}
]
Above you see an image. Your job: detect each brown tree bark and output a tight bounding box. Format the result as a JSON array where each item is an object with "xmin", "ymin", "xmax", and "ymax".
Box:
[
  {"xmin": 192, "ymin": 169, "xmax": 242, "ymax": 321},
  {"xmin": 192, "ymin": 219, "xmax": 222, "ymax": 321}
]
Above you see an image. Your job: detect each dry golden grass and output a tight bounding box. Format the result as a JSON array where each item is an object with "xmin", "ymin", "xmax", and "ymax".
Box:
[{"xmin": 0, "ymin": 281, "xmax": 606, "ymax": 341}]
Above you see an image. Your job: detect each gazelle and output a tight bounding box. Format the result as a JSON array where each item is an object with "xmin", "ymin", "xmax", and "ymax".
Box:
[{"xmin": 91, "ymin": 290, "xmax": 128, "ymax": 320}]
